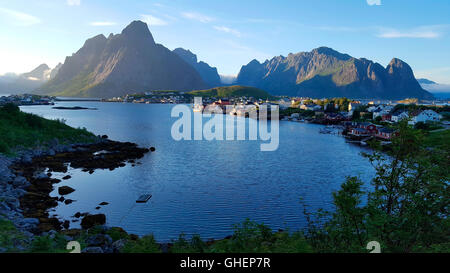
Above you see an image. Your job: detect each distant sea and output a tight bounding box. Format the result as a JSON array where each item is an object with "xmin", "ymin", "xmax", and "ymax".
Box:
[{"xmin": 432, "ymin": 92, "xmax": 450, "ymax": 100}]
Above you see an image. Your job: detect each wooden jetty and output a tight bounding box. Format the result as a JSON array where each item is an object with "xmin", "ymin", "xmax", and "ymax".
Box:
[{"xmin": 136, "ymin": 194, "xmax": 152, "ymax": 203}]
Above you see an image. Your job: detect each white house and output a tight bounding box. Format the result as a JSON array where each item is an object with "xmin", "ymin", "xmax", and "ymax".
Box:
[
  {"xmin": 390, "ymin": 111, "xmax": 409, "ymax": 123},
  {"xmin": 300, "ymin": 104, "xmax": 322, "ymax": 111},
  {"xmin": 408, "ymin": 110, "xmax": 442, "ymax": 125},
  {"xmin": 373, "ymin": 105, "xmax": 394, "ymax": 119}
]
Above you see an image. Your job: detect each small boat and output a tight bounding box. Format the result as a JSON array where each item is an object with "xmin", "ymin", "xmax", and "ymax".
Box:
[{"xmin": 136, "ymin": 194, "xmax": 152, "ymax": 203}]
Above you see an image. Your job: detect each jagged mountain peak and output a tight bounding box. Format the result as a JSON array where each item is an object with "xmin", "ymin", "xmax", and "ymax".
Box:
[
  {"xmin": 121, "ymin": 20, "xmax": 155, "ymax": 44},
  {"xmin": 237, "ymin": 47, "xmax": 433, "ymax": 99},
  {"xmin": 173, "ymin": 48, "xmax": 198, "ymax": 64},
  {"xmin": 38, "ymin": 20, "xmax": 206, "ymax": 98},
  {"xmin": 311, "ymin": 46, "xmax": 352, "ymax": 60},
  {"xmin": 173, "ymin": 47, "xmax": 221, "ymax": 87}
]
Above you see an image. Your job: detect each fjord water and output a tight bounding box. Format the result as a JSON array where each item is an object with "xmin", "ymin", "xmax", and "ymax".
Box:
[{"xmin": 21, "ymin": 102, "xmax": 374, "ymax": 241}]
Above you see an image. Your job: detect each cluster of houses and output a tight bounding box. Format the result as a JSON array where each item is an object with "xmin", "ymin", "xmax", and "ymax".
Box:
[
  {"xmin": 282, "ymin": 97, "xmax": 446, "ymax": 141},
  {"xmin": 365, "ymin": 104, "xmax": 443, "ymax": 125},
  {"xmin": 197, "ymin": 98, "xmax": 279, "ymax": 117},
  {"xmin": 0, "ymin": 94, "xmax": 54, "ymax": 106},
  {"xmin": 108, "ymin": 94, "xmax": 189, "ymax": 104},
  {"xmin": 344, "ymin": 121, "xmax": 397, "ymax": 140}
]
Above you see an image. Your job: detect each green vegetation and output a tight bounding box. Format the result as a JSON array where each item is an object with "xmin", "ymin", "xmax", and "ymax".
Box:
[
  {"xmin": 0, "ymin": 218, "xmax": 29, "ymax": 252},
  {"xmin": 423, "ymin": 129, "xmax": 450, "ymax": 150},
  {"xmin": 304, "ymin": 121, "xmax": 449, "ymax": 253},
  {"xmin": 314, "ymin": 97, "xmax": 352, "ymax": 112},
  {"xmin": 0, "ymin": 103, "xmax": 96, "ymax": 155},
  {"xmin": 187, "ymin": 85, "xmax": 276, "ymax": 100},
  {"xmin": 393, "ymin": 103, "xmax": 450, "ymax": 114},
  {"xmin": 42, "ymin": 70, "xmax": 95, "ymax": 98},
  {"xmin": 30, "ymin": 234, "xmax": 71, "ymax": 253},
  {"xmin": 279, "ymin": 108, "xmax": 315, "ymax": 118},
  {"xmin": 206, "ymin": 220, "xmax": 312, "ymax": 253},
  {"xmin": 122, "ymin": 235, "xmax": 161, "ymax": 253}
]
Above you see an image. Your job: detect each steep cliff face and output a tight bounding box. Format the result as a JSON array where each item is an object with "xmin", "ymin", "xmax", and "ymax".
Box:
[
  {"xmin": 173, "ymin": 48, "xmax": 221, "ymax": 87},
  {"xmin": 38, "ymin": 21, "xmax": 207, "ymax": 98},
  {"xmin": 237, "ymin": 47, "xmax": 433, "ymax": 99}
]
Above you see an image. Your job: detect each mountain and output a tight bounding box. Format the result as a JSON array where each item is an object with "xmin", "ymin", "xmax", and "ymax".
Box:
[
  {"xmin": 38, "ymin": 21, "xmax": 207, "ymax": 98},
  {"xmin": 236, "ymin": 47, "xmax": 433, "ymax": 99},
  {"xmin": 0, "ymin": 64, "xmax": 60, "ymax": 94},
  {"xmin": 418, "ymin": 78, "xmax": 450, "ymax": 98},
  {"xmin": 187, "ymin": 85, "xmax": 275, "ymax": 100},
  {"xmin": 417, "ymin": 78, "xmax": 436, "ymax": 85},
  {"xmin": 173, "ymin": 48, "xmax": 221, "ymax": 87}
]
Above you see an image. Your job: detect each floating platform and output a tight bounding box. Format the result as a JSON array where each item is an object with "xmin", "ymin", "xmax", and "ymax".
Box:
[{"xmin": 136, "ymin": 194, "xmax": 152, "ymax": 203}]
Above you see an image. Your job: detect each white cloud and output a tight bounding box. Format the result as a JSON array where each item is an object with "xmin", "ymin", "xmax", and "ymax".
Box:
[
  {"xmin": 90, "ymin": 21, "xmax": 117, "ymax": 27},
  {"xmin": 213, "ymin": 26, "xmax": 241, "ymax": 37},
  {"xmin": 67, "ymin": 0, "xmax": 81, "ymax": 6},
  {"xmin": 377, "ymin": 26, "xmax": 443, "ymax": 39},
  {"xmin": 0, "ymin": 7, "xmax": 41, "ymax": 26},
  {"xmin": 141, "ymin": 14, "xmax": 168, "ymax": 26},
  {"xmin": 367, "ymin": 0, "xmax": 381, "ymax": 6},
  {"xmin": 181, "ymin": 12, "xmax": 214, "ymax": 23},
  {"xmin": 421, "ymin": 83, "xmax": 450, "ymax": 93},
  {"xmin": 220, "ymin": 75, "xmax": 237, "ymax": 84}
]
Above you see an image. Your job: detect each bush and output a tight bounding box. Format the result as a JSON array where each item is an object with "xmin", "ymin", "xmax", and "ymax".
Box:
[
  {"xmin": 24, "ymin": 114, "xmax": 43, "ymax": 129},
  {"xmin": 0, "ymin": 140, "xmax": 8, "ymax": 154},
  {"xmin": 170, "ymin": 234, "xmax": 207, "ymax": 253},
  {"xmin": 30, "ymin": 235, "xmax": 69, "ymax": 253},
  {"xmin": 122, "ymin": 235, "xmax": 161, "ymax": 253},
  {"xmin": 1, "ymin": 103, "xmax": 20, "ymax": 114}
]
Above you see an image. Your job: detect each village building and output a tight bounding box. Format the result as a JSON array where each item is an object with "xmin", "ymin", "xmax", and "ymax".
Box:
[
  {"xmin": 408, "ymin": 110, "xmax": 442, "ymax": 125},
  {"xmin": 390, "ymin": 110, "xmax": 409, "ymax": 123}
]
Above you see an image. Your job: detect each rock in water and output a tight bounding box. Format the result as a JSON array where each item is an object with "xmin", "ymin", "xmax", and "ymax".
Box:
[
  {"xmin": 80, "ymin": 214, "xmax": 106, "ymax": 229},
  {"xmin": 58, "ymin": 186, "xmax": 75, "ymax": 195}
]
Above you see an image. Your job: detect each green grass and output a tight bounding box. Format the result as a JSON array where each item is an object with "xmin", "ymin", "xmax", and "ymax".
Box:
[
  {"xmin": 0, "ymin": 103, "xmax": 96, "ymax": 155},
  {"xmin": 423, "ymin": 129, "xmax": 450, "ymax": 150},
  {"xmin": 187, "ymin": 85, "xmax": 276, "ymax": 100}
]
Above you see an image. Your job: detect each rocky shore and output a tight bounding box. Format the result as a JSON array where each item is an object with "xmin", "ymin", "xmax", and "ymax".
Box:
[{"xmin": 0, "ymin": 137, "xmax": 152, "ymax": 252}]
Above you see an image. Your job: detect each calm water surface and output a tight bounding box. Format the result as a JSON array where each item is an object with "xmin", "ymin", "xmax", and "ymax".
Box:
[{"xmin": 21, "ymin": 102, "xmax": 375, "ymax": 241}]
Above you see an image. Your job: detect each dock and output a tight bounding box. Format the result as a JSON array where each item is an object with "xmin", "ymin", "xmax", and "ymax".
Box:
[{"xmin": 136, "ymin": 194, "xmax": 152, "ymax": 203}]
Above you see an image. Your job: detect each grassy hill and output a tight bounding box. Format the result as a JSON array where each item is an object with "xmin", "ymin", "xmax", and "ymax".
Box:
[
  {"xmin": 187, "ymin": 85, "xmax": 276, "ymax": 100},
  {"xmin": 0, "ymin": 104, "xmax": 96, "ymax": 155}
]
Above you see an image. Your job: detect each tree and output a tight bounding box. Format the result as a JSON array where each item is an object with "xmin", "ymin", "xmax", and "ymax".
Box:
[{"xmin": 305, "ymin": 120, "xmax": 450, "ymax": 253}]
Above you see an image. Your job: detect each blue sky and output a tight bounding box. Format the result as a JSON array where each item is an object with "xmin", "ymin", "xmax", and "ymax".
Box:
[{"xmin": 0, "ymin": 0, "xmax": 449, "ymax": 84}]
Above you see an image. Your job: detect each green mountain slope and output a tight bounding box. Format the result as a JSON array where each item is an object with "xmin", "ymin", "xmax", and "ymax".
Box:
[{"xmin": 187, "ymin": 85, "xmax": 275, "ymax": 99}]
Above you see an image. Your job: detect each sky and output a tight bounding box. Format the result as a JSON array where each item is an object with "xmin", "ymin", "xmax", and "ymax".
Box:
[{"xmin": 0, "ymin": 0, "xmax": 449, "ymax": 84}]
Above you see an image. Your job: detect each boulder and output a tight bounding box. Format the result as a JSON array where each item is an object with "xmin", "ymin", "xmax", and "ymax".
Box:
[
  {"xmin": 82, "ymin": 247, "xmax": 104, "ymax": 253},
  {"xmin": 80, "ymin": 214, "xmax": 106, "ymax": 229},
  {"xmin": 112, "ymin": 239, "xmax": 128, "ymax": 253},
  {"xmin": 12, "ymin": 176, "xmax": 30, "ymax": 188},
  {"xmin": 86, "ymin": 234, "xmax": 113, "ymax": 247},
  {"xmin": 58, "ymin": 186, "xmax": 75, "ymax": 195}
]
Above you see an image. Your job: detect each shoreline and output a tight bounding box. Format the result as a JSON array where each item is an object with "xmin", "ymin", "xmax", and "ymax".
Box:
[{"xmin": 0, "ymin": 136, "xmax": 153, "ymax": 252}]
